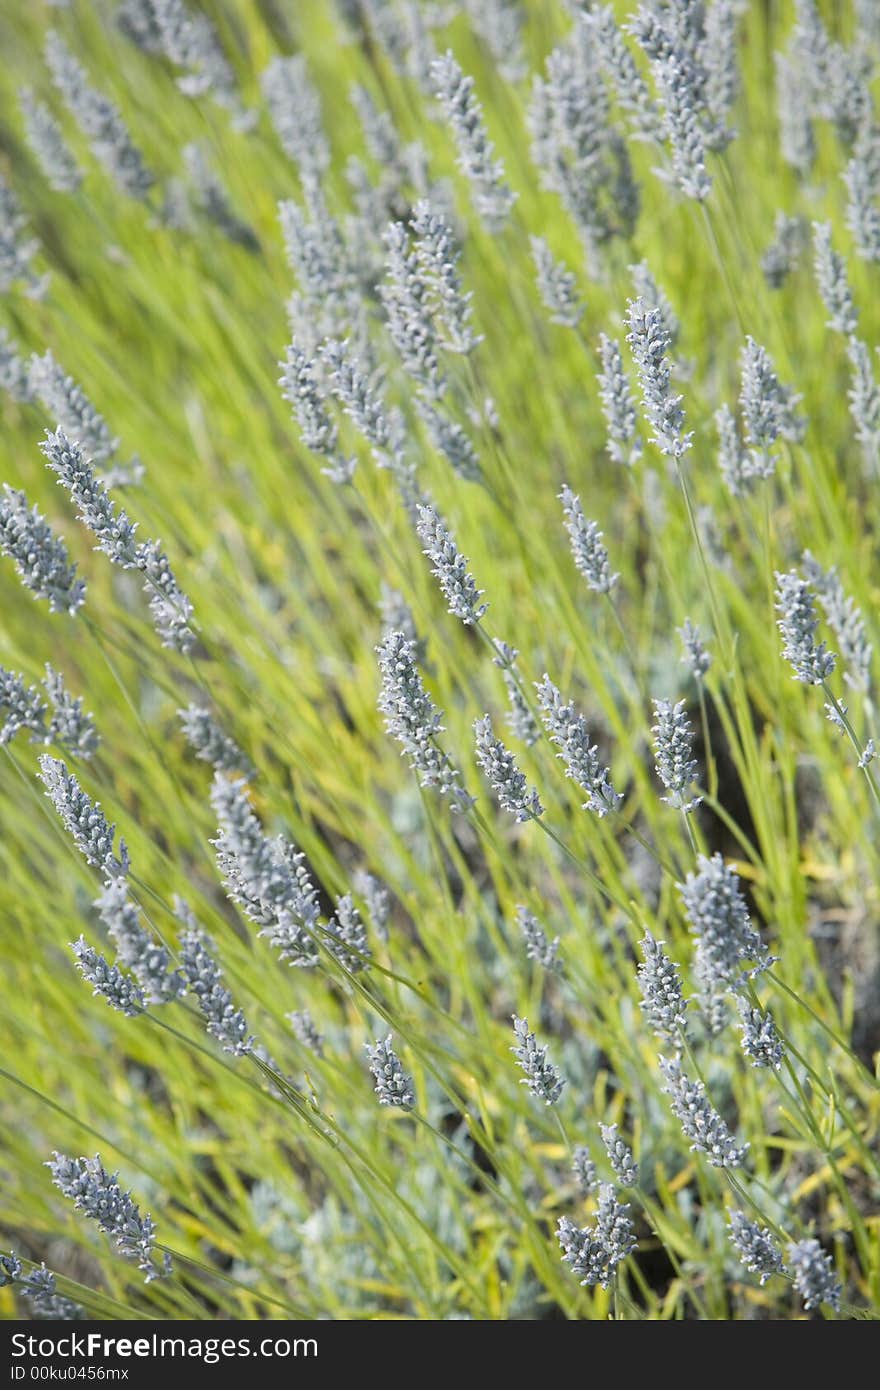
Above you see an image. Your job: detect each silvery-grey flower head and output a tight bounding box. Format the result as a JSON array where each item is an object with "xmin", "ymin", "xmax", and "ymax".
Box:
[
  {"xmin": 597, "ymin": 334, "xmax": 642, "ymax": 467},
  {"xmin": 464, "ymin": 0, "xmax": 527, "ymax": 83},
  {"xmin": 678, "ymin": 618, "xmax": 711, "ymax": 679},
  {"xmin": 135, "ymin": 538, "xmax": 196, "ymax": 653},
  {"xmin": 678, "ymin": 853, "xmax": 769, "ymax": 985},
  {"xmin": 557, "ymin": 1215, "xmax": 608, "ymax": 1287},
  {"xmin": 535, "ymin": 674, "xmax": 621, "ymax": 817},
  {"xmin": 559, "ymin": 486, "xmax": 618, "ymax": 594},
  {"xmin": 653, "ymin": 52, "xmax": 712, "ymax": 201},
  {"xmin": 812, "ymin": 222, "xmax": 857, "ymax": 336},
  {"xmin": 281, "ymin": 179, "xmax": 364, "ymax": 349},
  {"xmin": 19, "ymin": 87, "xmax": 82, "ymax": 193},
  {"xmin": 415, "ymin": 399, "xmax": 481, "ymax": 482},
  {"xmin": 153, "ymin": 0, "xmax": 252, "ymax": 127},
  {"xmin": 179, "ymin": 704, "xmax": 253, "ymax": 777},
  {"xmin": 572, "ymin": 1146, "xmax": 598, "ymax": 1195},
  {"xmin": 279, "ymin": 341, "xmax": 354, "ymax": 485},
  {"xmin": 531, "ymin": 237, "xmax": 584, "ymax": 329},
  {"xmin": 377, "ymin": 629, "xmax": 471, "ymax": 811},
  {"xmin": 96, "ymin": 879, "xmax": 184, "ymax": 1004},
  {"xmin": 324, "ymin": 893, "xmax": 371, "ymax": 974},
  {"xmin": 353, "ymin": 869, "xmax": 391, "ymax": 942},
  {"xmin": 761, "ymin": 212, "xmax": 807, "ymax": 289},
  {"xmin": 801, "ymin": 553, "xmax": 871, "ymax": 693},
  {"xmin": 658, "ymin": 1054, "xmax": 749, "ymax": 1167},
  {"xmin": 528, "ymin": 27, "xmax": 638, "ymax": 258},
  {"xmin": 739, "ymin": 337, "xmax": 803, "ymax": 475},
  {"xmin": 728, "ymin": 1211, "xmax": 783, "ymax": 1286},
  {"xmin": 411, "ymin": 199, "xmax": 480, "ymax": 356},
  {"xmin": 71, "ymin": 936, "xmax": 144, "ymax": 1017},
  {"xmin": 715, "ymin": 402, "xmax": 750, "ymax": 496},
  {"xmin": 40, "ymin": 429, "xmax": 140, "ymax": 567},
  {"xmin": 626, "ymin": 298, "xmax": 691, "ymax": 459},
  {"xmin": 0, "ymin": 667, "xmax": 47, "ymax": 747},
  {"xmin": 45, "ymin": 32, "xmax": 154, "ymax": 200},
  {"xmin": 0, "ymin": 1251, "xmax": 22, "ymax": 1287},
  {"xmin": 0, "ymin": 172, "xmax": 46, "ymax": 298},
  {"xmin": 179, "ymin": 920, "xmax": 255, "ymax": 1057},
  {"xmin": 638, "ymin": 933, "xmax": 687, "ymax": 1045},
  {"xmin": 431, "ymin": 51, "xmax": 516, "ymax": 230},
  {"xmin": 210, "ymin": 773, "xmax": 320, "ymax": 967},
  {"xmin": 595, "ymin": 1183, "xmax": 638, "ymax": 1283},
  {"xmin": 629, "ymin": 262, "xmax": 680, "ymax": 353},
  {"xmin": 0, "ymin": 329, "xmax": 34, "ymax": 403},
  {"xmin": 379, "ymin": 584, "xmax": 422, "ymax": 655},
  {"xmin": 600, "ymin": 1124, "xmax": 639, "ymax": 1187},
  {"xmin": 774, "ymin": 570, "xmax": 836, "ymax": 684},
  {"xmin": 786, "ymin": 1238, "xmax": 841, "ymax": 1312},
  {"xmin": 516, "ymin": 904, "xmax": 562, "ymax": 973},
  {"xmin": 511, "ymin": 1015, "xmax": 565, "ymax": 1105},
  {"xmin": 116, "ymin": 0, "xmax": 164, "ymax": 53},
  {"xmin": 416, "ymin": 503, "xmax": 487, "ymax": 626},
  {"xmin": 0, "ymin": 484, "xmax": 86, "ymax": 615},
  {"xmin": 493, "ymin": 641, "xmax": 539, "ymax": 747},
  {"xmin": 287, "ymin": 1009, "xmax": 324, "ymax": 1057},
  {"xmin": 350, "ymin": 82, "xmax": 401, "ymax": 168},
  {"xmin": 47, "ymin": 1152, "xmax": 171, "ymax": 1282},
  {"xmin": 475, "ymin": 715, "xmax": 543, "ymax": 822},
  {"xmin": 18, "ymin": 1264, "xmax": 83, "ymax": 1320},
  {"xmin": 692, "ymin": 941, "xmax": 729, "ymax": 1036},
  {"xmin": 366, "ymin": 1034, "xmax": 414, "ymax": 1108},
  {"xmin": 43, "ymin": 665, "xmax": 99, "ymax": 758},
  {"xmin": 845, "ymin": 336, "xmax": 880, "ymax": 466},
  {"xmin": 320, "ymin": 338, "xmax": 390, "ymax": 453},
  {"xmin": 736, "ymin": 997, "xmax": 784, "ymax": 1069},
  {"xmin": 39, "ymin": 755, "xmax": 129, "ymax": 878},
  {"xmin": 29, "ymin": 351, "xmax": 138, "ymax": 486},
  {"xmin": 844, "ymin": 124, "xmax": 880, "ymax": 264},
  {"xmin": 262, "ymin": 54, "xmax": 330, "ymax": 178},
  {"xmin": 380, "ymin": 220, "xmax": 445, "ymax": 398},
  {"xmin": 584, "ymin": 4, "xmax": 659, "ymax": 142},
  {"xmin": 652, "ymin": 697, "xmax": 701, "ymax": 812}
]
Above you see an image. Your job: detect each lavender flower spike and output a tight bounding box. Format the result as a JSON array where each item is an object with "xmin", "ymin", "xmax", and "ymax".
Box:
[
  {"xmin": 377, "ymin": 629, "xmax": 472, "ymax": 811},
  {"xmin": 659, "ymin": 1054, "xmax": 749, "ymax": 1167},
  {"xmin": 431, "ymin": 51, "xmax": 516, "ymax": 230},
  {"xmin": 535, "ymin": 674, "xmax": 621, "ymax": 816},
  {"xmin": 47, "ymin": 1152, "xmax": 171, "ymax": 1281},
  {"xmin": 600, "ymin": 1123, "xmax": 639, "ymax": 1186},
  {"xmin": 637, "ymin": 933, "xmax": 687, "ymax": 1045},
  {"xmin": 774, "ymin": 570, "xmax": 836, "ymax": 684},
  {"xmin": 179, "ymin": 921, "xmax": 255, "ymax": 1056},
  {"xmin": 0, "ymin": 485, "xmax": 85, "ymax": 614},
  {"xmin": 559, "ymin": 486, "xmax": 618, "ymax": 593},
  {"xmin": 416, "ymin": 503, "xmax": 487, "ymax": 625},
  {"xmin": 651, "ymin": 698, "xmax": 701, "ymax": 812},
  {"xmin": 531, "ymin": 238, "xmax": 584, "ymax": 329},
  {"xmin": 39, "ymin": 429, "xmax": 140, "ymax": 568},
  {"xmin": 678, "ymin": 852, "xmax": 769, "ymax": 985},
  {"xmin": 474, "ymin": 714, "xmax": 544, "ymax": 821},
  {"xmin": 71, "ymin": 937, "xmax": 144, "ymax": 1017},
  {"xmin": 366, "ymin": 1035, "xmax": 414, "ymax": 1108},
  {"xmin": 728, "ymin": 1211, "xmax": 783, "ymax": 1286},
  {"xmin": 39, "ymin": 756, "xmax": 129, "ymax": 878},
  {"xmin": 625, "ymin": 298, "xmax": 691, "ymax": 459},
  {"xmin": 597, "ymin": 334, "xmax": 642, "ymax": 467},
  {"xmin": 45, "ymin": 32, "xmax": 154, "ymax": 200},
  {"xmin": 19, "ymin": 87, "xmax": 82, "ymax": 193},
  {"xmin": 511, "ymin": 1015, "xmax": 565, "ymax": 1104},
  {"xmin": 786, "ymin": 1239, "xmax": 842, "ymax": 1312}
]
